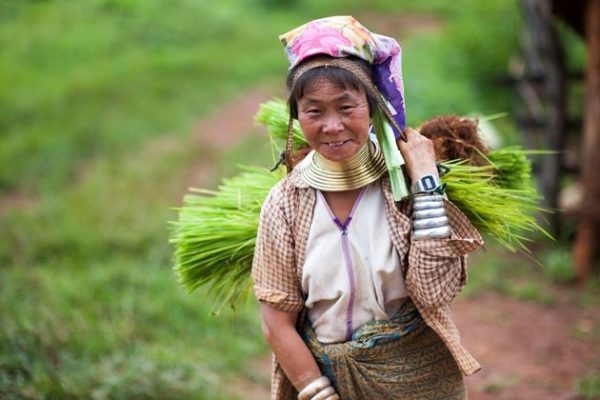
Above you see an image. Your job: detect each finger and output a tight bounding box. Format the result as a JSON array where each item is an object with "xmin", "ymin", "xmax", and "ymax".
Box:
[{"xmin": 404, "ymin": 127, "xmax": 422, "ymax": 142}]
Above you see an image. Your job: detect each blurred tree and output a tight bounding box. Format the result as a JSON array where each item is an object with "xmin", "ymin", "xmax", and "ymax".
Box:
[
  {"xmin": 572, "ymin": 0, "xmax": 600, "ymax": 281},
  {"xmin": 516, "ymin": 0, "xmax": 600, "ymax": 281},
  {"xmin": 518, "ymin": 0, "xmax": 566, "ymax": 234}
]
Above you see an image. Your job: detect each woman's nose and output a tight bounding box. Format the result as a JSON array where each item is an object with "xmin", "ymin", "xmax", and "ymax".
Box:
[{"xmin": 322, "ymin": 113, "xmax": 344, "ymax": 134}]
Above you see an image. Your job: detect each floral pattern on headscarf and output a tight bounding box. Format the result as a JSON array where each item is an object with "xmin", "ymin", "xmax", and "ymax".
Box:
[{"xmin": 280, "ymin": 16, "xmax": 406, "ymax": 135}]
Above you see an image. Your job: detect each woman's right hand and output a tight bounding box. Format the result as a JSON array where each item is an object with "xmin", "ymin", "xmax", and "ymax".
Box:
[{"xmin": 397, "ymin": 127, "xmax": 439, "ymax": 184}]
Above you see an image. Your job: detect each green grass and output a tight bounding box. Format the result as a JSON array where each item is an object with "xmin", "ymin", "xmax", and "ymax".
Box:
[
  {"xmin": 1, "ymin": 0, "xmax": 590, "ymax": 397},
  {"xmin": 576, "ymin": 357, "xmax": 600, "ymax": 400},
  {"xmin": 461, "ymin": 243, "xmax": 558, "ymax": 305},
  {"xmin": 0, "ymin": 260, "xmax": 266, "ymax": 399},
  {"xmin": 462, "ymin": 240, "xmax": 600, "ymax": 308},
  {"xmin": 577, "ymin": 373, "xmax": 600, "ymax": 399}
]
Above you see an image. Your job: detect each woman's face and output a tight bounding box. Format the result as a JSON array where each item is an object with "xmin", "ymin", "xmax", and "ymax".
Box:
[{"xmin": 297, "ymin": 78, "xmax": 370, "ymax": 162}]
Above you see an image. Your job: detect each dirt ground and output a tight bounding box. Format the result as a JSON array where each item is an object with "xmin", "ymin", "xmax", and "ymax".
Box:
[
  {"xmin": 455, "ymin": 292, "xmax": 599, "ymax": 400},
  {"xmin": 189, "ymin": 84, "xmax": 599, "ymax": 400}
]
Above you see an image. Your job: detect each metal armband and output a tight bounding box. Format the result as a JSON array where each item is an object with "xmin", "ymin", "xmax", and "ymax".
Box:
[{"xmin": 411, "ymin": 194, "xmax": 451, "ymax": 240}]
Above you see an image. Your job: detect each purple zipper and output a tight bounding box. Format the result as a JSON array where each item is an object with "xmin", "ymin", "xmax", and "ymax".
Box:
[{"xmin": 318, "ymin": 188, "xmax": 366, "ymax": 340}]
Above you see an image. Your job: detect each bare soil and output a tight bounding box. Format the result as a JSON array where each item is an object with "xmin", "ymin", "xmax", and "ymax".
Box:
[
  {"xmin": 181, "ymin": 84, "xmax": 283, "ymax": 193},
  {"xmin": 455, "ymin": 292, "xmax": 599, "ymax": 400}
]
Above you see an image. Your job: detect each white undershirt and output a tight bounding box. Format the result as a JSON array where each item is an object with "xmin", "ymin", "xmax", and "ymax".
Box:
[{"xmin": 302, "ymin": 181, "xmax": 408, "ymax": 343}]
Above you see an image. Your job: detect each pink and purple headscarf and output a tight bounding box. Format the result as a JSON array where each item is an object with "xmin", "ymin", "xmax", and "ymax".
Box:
[{"xmin": 279, "ymin": 15, "xmax": 406, "ymax": 137}]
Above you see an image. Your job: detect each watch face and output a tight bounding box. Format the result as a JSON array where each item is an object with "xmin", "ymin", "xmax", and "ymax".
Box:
[{"xmin": 421, "ymin": 175, "xmax": 437, "ymax": 191}]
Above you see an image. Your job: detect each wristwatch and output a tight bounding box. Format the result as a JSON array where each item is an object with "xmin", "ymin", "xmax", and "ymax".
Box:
[{"xmin": 410, "ymin": 174, "xmax": 443, "ymax": 195}]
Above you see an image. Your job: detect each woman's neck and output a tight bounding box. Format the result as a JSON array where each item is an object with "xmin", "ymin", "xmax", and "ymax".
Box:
[{"xmin": 321, "ymin": 188, "xmax": 364, "ymax": 225}]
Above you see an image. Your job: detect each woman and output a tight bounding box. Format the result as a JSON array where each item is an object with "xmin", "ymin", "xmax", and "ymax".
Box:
[{"xmin": 252, "ymin": 16, "xmax": 483, "ymax": 400}]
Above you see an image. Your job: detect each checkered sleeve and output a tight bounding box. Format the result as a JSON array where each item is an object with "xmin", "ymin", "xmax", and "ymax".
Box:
[
  {"xmin": 406, "ymin": 199, "xmax": 483, "ymax": 308},
  {"xmin": 251, "ymin": 182, "xmax": 304, "ymax": 313}
]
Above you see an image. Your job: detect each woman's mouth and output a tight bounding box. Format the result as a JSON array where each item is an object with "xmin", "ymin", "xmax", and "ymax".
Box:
[{"xmin": 324, "ymin": 140, "xmax": 350, "ymax": 147}]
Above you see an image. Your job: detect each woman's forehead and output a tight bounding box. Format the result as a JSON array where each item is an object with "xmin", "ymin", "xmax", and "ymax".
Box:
[{"xmin": 300, "ymin": 78, "xmax": 366, "ymax": 101}]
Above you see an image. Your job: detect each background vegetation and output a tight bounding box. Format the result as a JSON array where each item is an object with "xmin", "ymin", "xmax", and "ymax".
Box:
[{"xmin": 0, "ymin": 0, "xmax": 597, "ymax": 398}]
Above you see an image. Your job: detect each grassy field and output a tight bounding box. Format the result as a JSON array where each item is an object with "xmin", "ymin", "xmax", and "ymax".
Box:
[{"xmin": 1, "ymin": 0, "xmax": 596, "ymax": 398}]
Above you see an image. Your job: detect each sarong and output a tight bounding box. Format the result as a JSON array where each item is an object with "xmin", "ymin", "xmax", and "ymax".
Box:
[{"xmin": 301, "ymin": 299, "xmax": 466, "ymax": 400}]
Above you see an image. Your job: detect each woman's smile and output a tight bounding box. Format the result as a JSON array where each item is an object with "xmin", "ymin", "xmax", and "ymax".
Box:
[{"xmin": 324, "ymin": 139, "xmax": 351, "ymax": 147}]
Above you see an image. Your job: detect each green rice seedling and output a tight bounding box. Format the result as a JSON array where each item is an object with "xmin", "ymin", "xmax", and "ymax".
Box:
[
  {"xmin": 170, "ymin": 166, "xmax": 282, "ymax": 311},
  {"xmin": 440, "ymin": 153, "xmax": 551, "ymax": 252},
  {"xmin": 254, "ymin": 99, "xmax": 308, "ymax": 150}
]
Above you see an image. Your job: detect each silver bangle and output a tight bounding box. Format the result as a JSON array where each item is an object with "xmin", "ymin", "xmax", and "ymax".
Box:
[
  {"xmin": 312, "ymin": 385, "xmax": 338, "ymax": 400},
  {"xmin": 298, "ymin": 376, "xmax": 331, "ymax": 400},
  {"xmin": 413, "ymin": 200, "xmax": 445, "ymax": 211},
  {"xmin": 412, "ymin": 194, "xmax": 450, "ymax": 240},
  {"xmin": 412, "ymin": 194, "xmax": 444, "ymax": 202},
  {"xmin": 413, "ymin": 225, "xmax": 452, "ymax": 240},
  {"xmin": 413, "ymin": 207, "xmax": 446, "ymax": 219},
  {"xmin": 413, "ymin": 215, "xmax": 449, "ymax": 230}
]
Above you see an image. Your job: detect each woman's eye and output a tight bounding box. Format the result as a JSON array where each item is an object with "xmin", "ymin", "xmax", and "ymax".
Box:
[
  {"xmin": 306, "ymin": 109, "xmax": 321, "ymax": 115},
  {"xmin": 340, "ymin": 105, "xmax": 355, "ymax": 111}
]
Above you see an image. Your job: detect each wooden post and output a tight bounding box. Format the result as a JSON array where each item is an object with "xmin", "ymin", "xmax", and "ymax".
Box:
[
  {"xmin": 572, "ymin": 0, "xmax": 600, "ymax": 281},
  {"xmin": 519, "ymin": 0, "xmax": 566, "ymax": 235},
  {"xmin": 541, "ymin": 3, "xmax": 566, "ymax": 235}
]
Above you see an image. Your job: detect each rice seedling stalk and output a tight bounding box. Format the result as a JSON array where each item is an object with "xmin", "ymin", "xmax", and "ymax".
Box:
[
  {"xmin": 254, "ymin": 98, "xmax": 308, "ymax": 149},
  {"xmin": 372, "ymin": 106, "xmax": 410, "ymax": 201}
]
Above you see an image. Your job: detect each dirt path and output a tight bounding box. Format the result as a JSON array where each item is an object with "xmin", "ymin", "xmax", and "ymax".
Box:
[
  {"xmin": 455, "ymin": 292, "xmax": 599, "ymax": 400},
  {"xmin": 181, "ymin": 84, "xmax": 282, "ymax": 193}
]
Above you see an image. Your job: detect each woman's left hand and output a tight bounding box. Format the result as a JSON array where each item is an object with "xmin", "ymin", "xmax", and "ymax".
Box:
[{"xmin": 397, "ymin": 127, "xmax": 439, "ymax": 183}]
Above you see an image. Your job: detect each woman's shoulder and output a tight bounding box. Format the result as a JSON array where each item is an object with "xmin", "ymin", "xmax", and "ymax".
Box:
[{"xmin": 261, "ymin": 169, "xmax": 312, "ymax": 219}]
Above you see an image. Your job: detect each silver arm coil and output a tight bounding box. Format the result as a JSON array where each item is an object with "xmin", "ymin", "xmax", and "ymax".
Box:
[{"xmin": 411, "ymin": 194, "xmax": 451, "ymax": 240}]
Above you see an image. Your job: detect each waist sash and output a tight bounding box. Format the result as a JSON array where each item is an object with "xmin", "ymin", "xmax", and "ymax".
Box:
[{"xmin": 301, "ymin": 299, "xmax": 466, "ymax": 400}]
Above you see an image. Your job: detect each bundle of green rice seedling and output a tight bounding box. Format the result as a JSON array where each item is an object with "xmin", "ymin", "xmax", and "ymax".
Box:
[
  {"xmin": 440, "ymin": 150, "xmax": 551, "ymax": 252},
  {"xmin": 170, "ymin": 166, "xmax": 281, "ymax": 311}
]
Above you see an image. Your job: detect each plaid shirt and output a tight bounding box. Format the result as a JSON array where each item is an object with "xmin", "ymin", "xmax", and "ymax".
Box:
[{"xmin": 252, "ymin": 168, "xmax": 484, "ymax": 400}]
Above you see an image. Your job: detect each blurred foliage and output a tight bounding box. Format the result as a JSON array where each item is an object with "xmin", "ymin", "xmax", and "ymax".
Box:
[
  {"xmin": 577, "ymin": 373, "xmax": 600, "ymax": 399},
  {"xmin": 0, "ymin": 0, "xmax": 522, "ymax": 194},
  {"xmin": 0, "ymin": 0, "xmax": 595, "ymax": 398},
  {"xmin": 539, "ymin": 243, "xmax": 576, "ymax": 283},
  {"xmin": 0, "ymin": 259, "xmax": 265, "ymax": 399},
  {"xmin": 462, "ymin": 246, "xmax": 558, "ymax": 305}
]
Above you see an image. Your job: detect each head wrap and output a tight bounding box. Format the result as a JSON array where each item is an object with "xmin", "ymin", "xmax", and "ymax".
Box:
[{"xmin": 279, "ymin": 15, "xmax": 406, "ymax": 137}]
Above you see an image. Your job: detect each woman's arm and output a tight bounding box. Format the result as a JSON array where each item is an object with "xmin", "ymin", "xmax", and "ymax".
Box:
[
  {"xmin": 260, "ymin": 302, "xmax": 322, "ymax": 391},
  {"xmin": 397, "ymin": 128, "xmax": 482, "ymax": 308},
  {"xmin": 405, "ymin": 246, "xmax": 466, "ymax": 308}
]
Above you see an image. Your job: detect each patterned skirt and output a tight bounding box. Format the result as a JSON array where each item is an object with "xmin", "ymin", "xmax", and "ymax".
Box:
[{"xmin": 301, "ymin": 299, "xmax": 466, "ymax": 400}]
